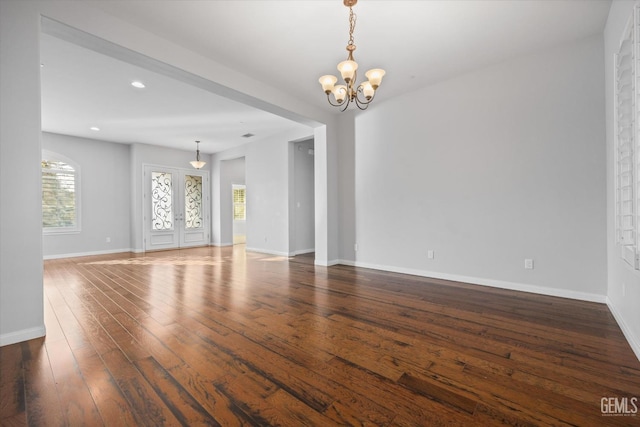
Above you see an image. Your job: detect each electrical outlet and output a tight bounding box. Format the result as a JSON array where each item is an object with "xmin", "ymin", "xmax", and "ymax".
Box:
[
  {"xmin": 354, "ymin": 243, "xmax": 358, "ymax": 252},
  {"xmin": 524, "ymin": 259, "xmax": 534, "ymax": 269},
  {"xmin": 427, "ymin": 250, "xmax": 435, "ymax": 259},
  {"xmin": 106, "ymin": 237, "xmax": 111, "ymax": 243}
]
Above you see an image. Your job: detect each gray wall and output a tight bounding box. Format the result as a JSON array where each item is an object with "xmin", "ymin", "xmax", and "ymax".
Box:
[
  {"xmin": 0, "ymin": 0, "xmax": 332, "ymax": 347},
  {"xmin": 2, "ymin": 0, "xmax": 637, "ymax": 361},
  {"xmin": 223, "ymin": 157, "xmax": 246, "ymax": 244},
  {"xmin": 352, "ymin": 34, "xmax": 607, "ymax": 301},
  {"xmin": 0, "ymin": 1, "xmax": 44, "ymax": 345},
  {"xmin": 292, "ymin": 139, "xmax": 315, "ymax": 254},
  {"xmin": 245, "ymin": 137, "xmax": 289, "ymax": 254},
  {"xmin": 211, "ymin": 128, "xmax": 313, "ymax": 255},
  {"xmin": 42, "ymin": 136, "xmax": 211, "ymax": 257},
  {"xmin": 604, "ymin": 0, "xmax": 640, "ymax": 359},
  {"xmin": 42, "ymin": 132, "xmax": 131, "ymax": 258}
]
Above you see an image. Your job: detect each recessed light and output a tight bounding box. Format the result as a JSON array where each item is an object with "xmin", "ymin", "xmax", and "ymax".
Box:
[
  {"xmin": 90, "ymin": 126, "xmax": 100, "ymax": 131},
  {"xmin": 131, "ymin": 81, "xmax": 146, "ymax": 89}
]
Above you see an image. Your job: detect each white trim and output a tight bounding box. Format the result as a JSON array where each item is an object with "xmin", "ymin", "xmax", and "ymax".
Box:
[
  {"xmin": 212, "ymin": 242, "xmax": 234, "ymax": 247},
  {"xmin": 0, "ymin": 325, "xmax": 46, "ymax": 347},
  {"xmin": 607, "ymin": 297, "xmax": 640, "ymax": 362},
  {"xmin": 292, "ymin": 248, "xmax": 315, "ymax": 256},
  {"xmin": 43, "ymin": 248, "xmax": 133, "ymax": 260},
  {"xmin": 341, "ymin": 260, "xmax": 607, "ymax": 303},
  {"xmin": 315, "ymin": 259, "xmax": 341, "ymax": 267},
  {"xmin": 246, "ymin": 247, "xmax": 292, "ymax": 257}
]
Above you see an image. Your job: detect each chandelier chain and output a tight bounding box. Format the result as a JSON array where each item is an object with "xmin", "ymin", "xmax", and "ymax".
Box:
[{"xmin": 348, "ymin": 8, "xmax": 356, "ymax": 46}]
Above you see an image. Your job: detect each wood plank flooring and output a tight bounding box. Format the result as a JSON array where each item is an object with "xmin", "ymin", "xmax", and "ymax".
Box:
[{"xmin": 1, "ymin": 245, "xmax": 640, "ymax": 426}]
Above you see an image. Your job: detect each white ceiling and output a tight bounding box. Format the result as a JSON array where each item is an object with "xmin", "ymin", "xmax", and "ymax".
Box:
[{"xmin": 40, "ymin": 0, "xmax": 612, "ymax": 154}]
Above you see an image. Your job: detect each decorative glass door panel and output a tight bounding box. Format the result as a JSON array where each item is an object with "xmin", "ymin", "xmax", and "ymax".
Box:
[
  {"xmin": 185, "ymin": 175, "xmax": 203, "ymax": 229},
  {"xmin": 145, "ymin": 166, "xmax": 209, "ymax": 251},
  {"xmin": 151, "ymin": 172, "xmax": 173, "ymax": 231},
  {"xmin": 181, "ymin": 173, "xmax": 206, "ymax": 246}
]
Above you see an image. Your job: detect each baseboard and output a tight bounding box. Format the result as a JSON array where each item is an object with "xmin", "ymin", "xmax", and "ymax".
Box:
[
  {"xmin": 43, "ymin": 248, "xmax": 133, "ymax": 260},
  {"xmin": 314, "ymin": 259, "xmax": 341, "ymax": 267},
  {"xmin": 606, "ymin": 297, "xmax": 640, "ymax": 362},
  {"xmin": 341, "ymin": 260, "xmax": 607, "ymax": 303},
  {"xmin": 0, "ymin": 325, "xmax": 46, "ymax": 347},
  {"xmin": 245, "ymin": 247, "xmax": 292, "ymax": 257},
  {"xmin": 212, "ymin": 242, "xmax": 234, "ymax": 247},
  {"xmin": 293, "ymin": 248, "xmax": 315, "ymax": 256}
]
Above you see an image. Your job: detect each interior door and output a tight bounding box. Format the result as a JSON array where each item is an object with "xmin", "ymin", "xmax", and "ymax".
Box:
[{"xmin": 144, "ymin": 165, "xmax": 209, "ymax": 251}]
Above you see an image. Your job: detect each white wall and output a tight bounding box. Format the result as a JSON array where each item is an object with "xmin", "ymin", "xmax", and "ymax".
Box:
[
  {"xmin": 42, "ymin": 132, "xmax": 131, "ymax": 258},
  {"xmin": 0, "ymin": 1, "xmax": 45, "ymax": 346},
  {"xmin": 604, "ymin": 0, "xmax": 640, "ymax": 360},
  {"xmin": 353, "ymin": 34, "xmax": 607, "ymax": 301}
]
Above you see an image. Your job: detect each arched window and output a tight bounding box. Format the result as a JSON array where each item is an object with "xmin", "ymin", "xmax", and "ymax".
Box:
[{"xmin": 42, "ymin": 151, "xmax": 80, "ymax": 233}]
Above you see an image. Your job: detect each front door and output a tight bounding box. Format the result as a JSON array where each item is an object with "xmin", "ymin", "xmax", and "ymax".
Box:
[{"xmin": 144, "ymin": 165, "xmax": 209, "ymax": 251}]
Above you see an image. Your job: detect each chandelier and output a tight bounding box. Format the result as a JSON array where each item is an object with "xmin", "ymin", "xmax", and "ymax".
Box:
[
  {"xmin": 319, "ymin": 0, "xmax": 385, "ymax": 111},
  {"xmin": 190, "ymin": 140, "xmax": 206, "ymax": 169}
]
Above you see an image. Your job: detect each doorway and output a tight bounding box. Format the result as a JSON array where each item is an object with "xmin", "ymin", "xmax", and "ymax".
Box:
[
  {"xmin": 144, "ymin": 165, "xmax": 210, "ymax": 251},
  {"xmin": 292, "ymin": 139, "xmax": 315, "ymax": 255}
]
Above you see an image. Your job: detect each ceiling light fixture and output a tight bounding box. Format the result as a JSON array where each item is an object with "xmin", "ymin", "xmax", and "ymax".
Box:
[
  {"xmin": 190, "ymin": 140, "xmax": 206, "ymax": 169},
  {"xmin": 90, "ymin": 126, "xmax": 100, "ymax": 131},
  {"xmin": 131, "ymin": 81, "xmax": 146, "ymax": 89},
  {"xmin": 319, "ymin": 0, "xmax": 385, "ymax": 111}
]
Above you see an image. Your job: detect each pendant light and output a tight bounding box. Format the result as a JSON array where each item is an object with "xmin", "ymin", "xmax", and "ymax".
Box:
[{"xmin": 190, "ymin": 140, "xmax": 206, "ymax": 169}]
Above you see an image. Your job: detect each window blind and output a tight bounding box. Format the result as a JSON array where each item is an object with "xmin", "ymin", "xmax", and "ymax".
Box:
[
  {"xmin": 42, "ymin": 160, "xmax": 78, "ymax": 229},
  {"xmin": 615, "ymin": 8, "xmax": 640, "ymax": 269}
]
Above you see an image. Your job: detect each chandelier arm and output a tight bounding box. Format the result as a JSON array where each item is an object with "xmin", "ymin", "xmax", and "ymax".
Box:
[
  {"xmin": 340, "ymin": 97, "xmax": 352, "ymax": 112},
  {"xmin": 353, "ymin": 93, "xmax": 369, "ymax": 110},
  {"xmin": 326, "ymin": 93, "xmax": 349, "ymax": 108}
]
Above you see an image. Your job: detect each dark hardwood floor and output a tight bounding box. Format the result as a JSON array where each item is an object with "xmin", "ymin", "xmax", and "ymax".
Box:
[{"xmin": 1, "ymin": 245, "xmax": 640, "ymax": 426}]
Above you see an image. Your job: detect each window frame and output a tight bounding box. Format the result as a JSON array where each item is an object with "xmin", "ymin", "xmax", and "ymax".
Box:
[{"xmin": 42, "ymin": 150, "xmax": 81, "ymax": 235}]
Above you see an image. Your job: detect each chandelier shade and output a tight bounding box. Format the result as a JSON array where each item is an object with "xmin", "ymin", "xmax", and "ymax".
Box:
[
  {"xmin": 319, "ymin": 75, "xmax": 338, "ymax": 93},
  {"xmin": 318, "ymin": 0, "xmax": 385, "ymax": 111},
  {"xmin": 337, "ymin": 60, "xmax": 358, "ymax": 83}
]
